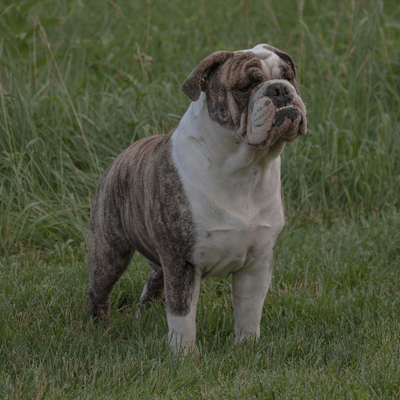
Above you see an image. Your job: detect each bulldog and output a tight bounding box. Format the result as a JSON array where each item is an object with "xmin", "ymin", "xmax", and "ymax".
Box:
[{"xmin": 87, "ymin": 44, "xmax": 307, "ymax": 354}]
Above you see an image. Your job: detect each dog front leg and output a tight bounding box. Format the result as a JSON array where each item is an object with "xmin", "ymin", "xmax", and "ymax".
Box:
[
  {"xmin": 232, "ymin": 262, "xmax": 273, "ymax": 343},
  {"xmin": 164, "ymin": 263, "xmax": 201, "ymax": 355}
]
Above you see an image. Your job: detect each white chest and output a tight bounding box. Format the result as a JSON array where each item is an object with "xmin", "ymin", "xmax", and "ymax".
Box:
[
  {"xmin": 188, "ymin": 161, "xmax": 284, "ymax": 277},
  {"xmin": 194, "ymin": 223, "xmax": 284, "ymax": 278},
  {"xmin": 171, "ymin": 110, "xmax": 285, "ymax": 278}
]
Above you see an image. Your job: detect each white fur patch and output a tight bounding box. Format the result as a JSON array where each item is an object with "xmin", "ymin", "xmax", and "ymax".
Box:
[
  {"xmin": 171, "ymin": 98, "xmax": 285, "ymax": 279},
  {"xmin": 240, "ymin": 44, "xmax": 279, "ymax": 60}
]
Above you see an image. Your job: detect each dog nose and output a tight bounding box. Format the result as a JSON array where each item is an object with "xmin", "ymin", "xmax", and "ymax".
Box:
[{"xmin": 265, "ymin": 82, "xmax": 293, "ymax": 106}]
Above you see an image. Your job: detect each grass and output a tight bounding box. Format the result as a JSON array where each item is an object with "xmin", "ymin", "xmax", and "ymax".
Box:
[
  {"xmin": 1, "ymin": 217, "xmax": 399, "ymax": 398},
  {"xmin": 1, "ymin": 0, "xmax": 400, "ymax": 398}
]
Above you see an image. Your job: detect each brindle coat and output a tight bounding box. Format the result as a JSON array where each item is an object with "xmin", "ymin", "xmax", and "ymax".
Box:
[{"xmin": 87, "ymin": 132, "xmax": 197, "ymax": 320}]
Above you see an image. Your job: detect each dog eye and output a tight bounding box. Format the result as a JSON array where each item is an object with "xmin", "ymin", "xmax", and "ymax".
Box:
[
  {"xmin": 285, "ymin": 75, "xmax": 294, "ymax": 84},
  {"xmin": 237, "ymin": 82, "xmax": 257, "ymax": 93},
  {"xmin": 238, "ymin": 86, "xmax": 251, "ymax": 93}
]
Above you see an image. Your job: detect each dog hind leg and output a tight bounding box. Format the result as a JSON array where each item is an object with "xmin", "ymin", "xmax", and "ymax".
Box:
[
  {"xmin": 87, "ymin": 234, "xmax": 134, "ymax": 322},
  {"xmin": 139, "ymin": 261, "xmax": 165, "ymax": 308}
]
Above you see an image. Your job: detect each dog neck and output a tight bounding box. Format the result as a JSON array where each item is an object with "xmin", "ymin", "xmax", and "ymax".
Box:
[
  {"xmin": 172, "ymin": 93, "xmax": 283, "ymax": 176},
  {"xmin": 171, "ymin": 93, "xmax": 285, "ymax": 233}
]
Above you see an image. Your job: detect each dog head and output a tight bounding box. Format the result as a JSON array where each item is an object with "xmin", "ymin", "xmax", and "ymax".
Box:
[{"xmin": 182, "ymin": 44, "xmax": 307, "ymax": 149}]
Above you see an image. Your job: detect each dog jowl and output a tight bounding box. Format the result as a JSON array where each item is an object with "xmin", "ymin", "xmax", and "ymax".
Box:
[{"xmin": 87, "ymin": 44, "xmax": 307, "ymax": 354}]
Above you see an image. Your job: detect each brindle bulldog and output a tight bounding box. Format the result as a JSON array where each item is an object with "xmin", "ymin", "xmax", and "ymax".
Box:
[{"xmin": 87, "ymin": 44, "xmax": 307, "ymax": 354}]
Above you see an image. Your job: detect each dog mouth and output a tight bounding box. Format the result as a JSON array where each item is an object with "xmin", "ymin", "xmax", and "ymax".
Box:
[
  {"xmin": 275, "ymin": 104, "xmax": 295, "ymax": 112},
  {"xmin": 273, "ymin": 104, "xmax": 303, "ymax": 131},
  {"xmin": 248, "ymin": 103, "xmax": 306, "ymax": 148}
]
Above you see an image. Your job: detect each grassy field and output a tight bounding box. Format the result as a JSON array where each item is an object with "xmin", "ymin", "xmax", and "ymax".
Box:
[{"xmin": 1, "ymin": 0, "xmax": 400, "ymax": 398}]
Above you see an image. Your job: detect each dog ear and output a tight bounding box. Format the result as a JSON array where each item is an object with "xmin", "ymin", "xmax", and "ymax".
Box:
[
  {"xmin": 263, "ymin": 44, "xmax": 297, "ymax": 79},
  {"xmin": 181, "ymin": 51, "xmax": 233, "ymax": 101}
]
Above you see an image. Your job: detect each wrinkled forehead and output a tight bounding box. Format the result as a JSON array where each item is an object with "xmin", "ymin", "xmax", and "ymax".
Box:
[{"xmin": 236, "ymin": 44, "xmax": 282, "ymax": 75}]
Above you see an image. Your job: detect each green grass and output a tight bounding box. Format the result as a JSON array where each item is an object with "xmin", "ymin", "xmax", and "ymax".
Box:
[
  {"xmin": 1, "ymin": 217, "xmax": 399, "ymax": 398},
  {"xmin": 1, "ymin": 0, "xmax": 400, "ymax": 398}
]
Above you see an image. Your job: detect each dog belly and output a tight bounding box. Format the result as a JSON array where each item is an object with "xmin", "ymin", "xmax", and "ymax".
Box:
[{"xmin": 194, "ymin": 224, "xmax": 283, "ymax": 278}]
